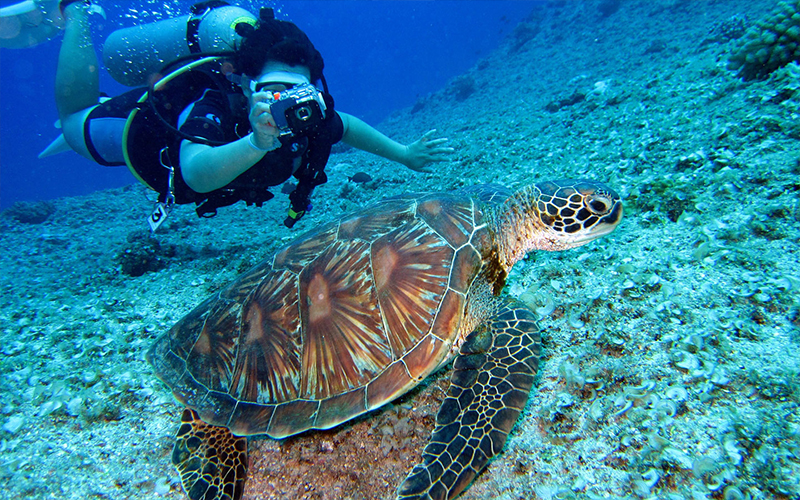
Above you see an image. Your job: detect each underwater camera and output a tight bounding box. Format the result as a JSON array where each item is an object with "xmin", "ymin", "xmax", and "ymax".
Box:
[{"xmin": 267, "ymin": 83, "xmax": 327, "ymax": 137}]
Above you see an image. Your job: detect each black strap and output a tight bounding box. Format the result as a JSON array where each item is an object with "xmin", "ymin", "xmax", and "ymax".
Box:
[
  {"xmin": 147, "ymin": 57, "xmax": 238, "ymax": 147},
  {"xmin": 186, "ymin": 1, "xmax": 230, "ymax": 54},
  {"xmin": 194, "ymin": 191, "xmax": 236, "ymax": 218},
  {"xmin": 283, "ymin": 92, "xmax": 338, "ymax": 227},
  {"xmin": 184, "ymin": 93, "xmax": 336, "ymax": 224},
  {"xmin": 285, "ymin": 139, "xmax": 333, "ymax": 225},
  {"xmin": 186, "ymin": 19, "xmax": 202, "ymax": 54},
  {"xmin": 195, "ymin": 188, "xmax": 275, "ymax": 218},
  {"xmin": 59, "ymin": 0, "xmax": 90, "ymax": 16}
]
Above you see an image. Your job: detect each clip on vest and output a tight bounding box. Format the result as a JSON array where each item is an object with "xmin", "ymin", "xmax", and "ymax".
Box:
[{"xmin": 149, "ymin": 147, "xmax": 177, "ymax": 232}]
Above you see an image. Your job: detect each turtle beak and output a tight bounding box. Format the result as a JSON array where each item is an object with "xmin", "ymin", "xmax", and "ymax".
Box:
[{"xmin": 578, "ymin": 199, "xmax": 623, "ymax": 242}]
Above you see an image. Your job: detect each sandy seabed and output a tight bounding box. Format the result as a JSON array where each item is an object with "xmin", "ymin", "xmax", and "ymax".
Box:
[{"xmin": 1, "ymin": 1, "xmax": 799, "ymax": 499}]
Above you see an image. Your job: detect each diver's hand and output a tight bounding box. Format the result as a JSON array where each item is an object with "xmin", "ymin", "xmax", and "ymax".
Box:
[
  {"xmin": 403, "ymin": 129, "xmax": 454, "ymax": 173},
  {"xmin": 249, "ymin": 92, "xmax": 280, "ymax": 150}
]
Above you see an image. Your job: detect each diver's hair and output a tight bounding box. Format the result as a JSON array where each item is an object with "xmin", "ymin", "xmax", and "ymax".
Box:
[{"xmin": 234, "ymin": 8, "xmax": 324, "ymax": 82}]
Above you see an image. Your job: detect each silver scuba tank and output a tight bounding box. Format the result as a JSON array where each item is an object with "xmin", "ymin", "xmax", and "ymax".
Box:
[{"xmin": 102, "ymin": 2, "xmax": 256, "ymax": 87}]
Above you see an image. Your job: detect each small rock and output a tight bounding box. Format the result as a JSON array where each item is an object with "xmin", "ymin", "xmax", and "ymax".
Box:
[
  {"xmin": 154, "ymin": 476, "xmax": 171, "ymax": 496},
  {"xmin": 2, "ymin": 415, "xmax": 25, "ymax": 434}
]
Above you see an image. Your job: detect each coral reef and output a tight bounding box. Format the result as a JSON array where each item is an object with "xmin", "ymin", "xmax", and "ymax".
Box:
[
  {"xmin": 545, "ymin": 90, "xmax": 587, "ymax": 112},
  {"xmin": 449, "ymin": 74, "xmax": 476, "ymax": 102},
  {"xmin": 2, "ymin": 200, "xmax": 57, "ymax": 224},
  {"xmin": 728, "ymin": 1, "xmax": 800, "ymax": 80},
  {"xmin": 704, "ymin": 15, "xmax": 749, "ymax": 45},
  {"xmin": 598, "ymin": 0, "xmax": 622, "ymax": 18},
  {"xmin": 509, "ymin": 20, "xmax": 540, "ymax": 54},
  {"xmin": 116, "ymin": 230, "xmax": 174, "ymax": 277}
]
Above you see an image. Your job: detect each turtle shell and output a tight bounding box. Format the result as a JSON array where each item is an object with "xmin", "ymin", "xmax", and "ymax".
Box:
[{"xmin": 148, "ymin": 188, "xmax": 510, "ymax": 438}]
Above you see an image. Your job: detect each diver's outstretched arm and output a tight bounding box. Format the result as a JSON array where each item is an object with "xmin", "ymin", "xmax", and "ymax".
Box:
[
  {"xmin": 337, "ymin": 111, "xmax": 453, "ymax": 173},
  {"xmin": 55, "ymin": 1, "xmax": 99, "ymax": 119}
]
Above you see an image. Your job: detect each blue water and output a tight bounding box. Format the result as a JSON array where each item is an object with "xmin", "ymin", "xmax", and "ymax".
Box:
[{"xmin": 0, "ymin": 0, "xmax": 539, "ymax": 210}]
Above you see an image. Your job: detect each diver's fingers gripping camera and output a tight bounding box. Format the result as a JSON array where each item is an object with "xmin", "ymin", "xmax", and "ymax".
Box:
[{"xmin": 266, "ymin": 83, "xmax": 327, "ymax": 137}]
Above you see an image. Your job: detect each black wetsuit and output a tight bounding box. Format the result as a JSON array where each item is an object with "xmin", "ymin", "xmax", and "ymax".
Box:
[
  {"xmin": 87, "ymin": 79, "xmax": 343, "ymax": 219},
  {"xmin": 175, "ymin": 88, "xmax": 344, "ymax": 217}
]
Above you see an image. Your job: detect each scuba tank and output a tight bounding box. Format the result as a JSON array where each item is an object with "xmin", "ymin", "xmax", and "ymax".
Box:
[
  {"xmin": 0, "ymin": 0, "xmax": 64, "ymax": 49},
  {"xmin": 102, "ymin": 1, "xmax": 256, "ymax": 87}
]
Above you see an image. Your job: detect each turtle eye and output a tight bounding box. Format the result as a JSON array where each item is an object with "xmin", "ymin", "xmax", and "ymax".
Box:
[{"xmin": 586, "ymin": 195, "xmax": 612, "ymax": 215}]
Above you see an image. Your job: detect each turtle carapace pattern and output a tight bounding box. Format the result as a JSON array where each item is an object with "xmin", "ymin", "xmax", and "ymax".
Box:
[{"xmin": 147, "ymin": 179, "xmax": 623, "ymax": 500}]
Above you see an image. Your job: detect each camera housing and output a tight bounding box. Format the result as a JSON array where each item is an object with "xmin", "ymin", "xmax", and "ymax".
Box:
[{"xmin": 266, "ymin": 83, "xmax": 327, "ymax": 137}]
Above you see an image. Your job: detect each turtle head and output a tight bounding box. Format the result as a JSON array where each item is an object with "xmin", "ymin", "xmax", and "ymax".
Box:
[
  {"xmin": 496, "ymin": 179, "xmax": 622, "ymax": 268},
  {"xmin": 530, "ymin": 179, "xmax": 622, "ymax": 249}
]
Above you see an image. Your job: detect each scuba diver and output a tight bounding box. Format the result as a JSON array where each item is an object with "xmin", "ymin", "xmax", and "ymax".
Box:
[
  {"xmin": 44, "ymin": 0, "xmax": 454, "ymax": 229},
  {"xmin": 0, "ymin": 0, "xmax": 65, "ymax": 48}
]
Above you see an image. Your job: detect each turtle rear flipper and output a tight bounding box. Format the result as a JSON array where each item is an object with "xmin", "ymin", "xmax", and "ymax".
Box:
[
  {"xmin": 173, "ymin": 409, "xmax": 248, "ymax": 500},
  {"xmin": 397, "ymin": 301, "xmax": 541, "ymax": 500}
]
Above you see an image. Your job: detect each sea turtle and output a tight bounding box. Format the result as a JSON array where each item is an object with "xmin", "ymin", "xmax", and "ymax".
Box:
[{"xmin": 147, "ymin": 179, "xmax": 622, "ymax": 500}]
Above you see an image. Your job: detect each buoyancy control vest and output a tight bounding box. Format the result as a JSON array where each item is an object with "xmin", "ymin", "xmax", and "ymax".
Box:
[{"xmin": 122, "ymin": 55, "xmax": 340, "ymax": 229}]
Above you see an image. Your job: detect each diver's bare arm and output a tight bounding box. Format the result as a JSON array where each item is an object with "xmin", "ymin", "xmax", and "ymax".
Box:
[
  {"xmin": 338, "ymin": 112, "xmax": 407, "ymax": 163},
  {"xmin": 180, "ymin": 92, "xmax": 280, "ymax": 193},
  {"xmin": 338, "ymin": 112, "xmax": 452, "ymax": 172},
  {"xmin": 179, "ymin": 139, "xmax": 267, "ymax": 193}
]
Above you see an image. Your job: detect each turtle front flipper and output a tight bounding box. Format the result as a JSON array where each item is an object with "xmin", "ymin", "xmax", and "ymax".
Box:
[
  {"xmin": 397, "ymin": 300, "xmax": 541, "ymax": 500},
  {"xmin": 172, "ymin": 408, "xmax": 248, "ymax": 500}
]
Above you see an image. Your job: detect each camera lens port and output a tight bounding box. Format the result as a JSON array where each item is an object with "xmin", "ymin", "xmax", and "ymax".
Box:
[{"xmin": 295, "ymin": 106, "xmax": 313, "ymax": 121}]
